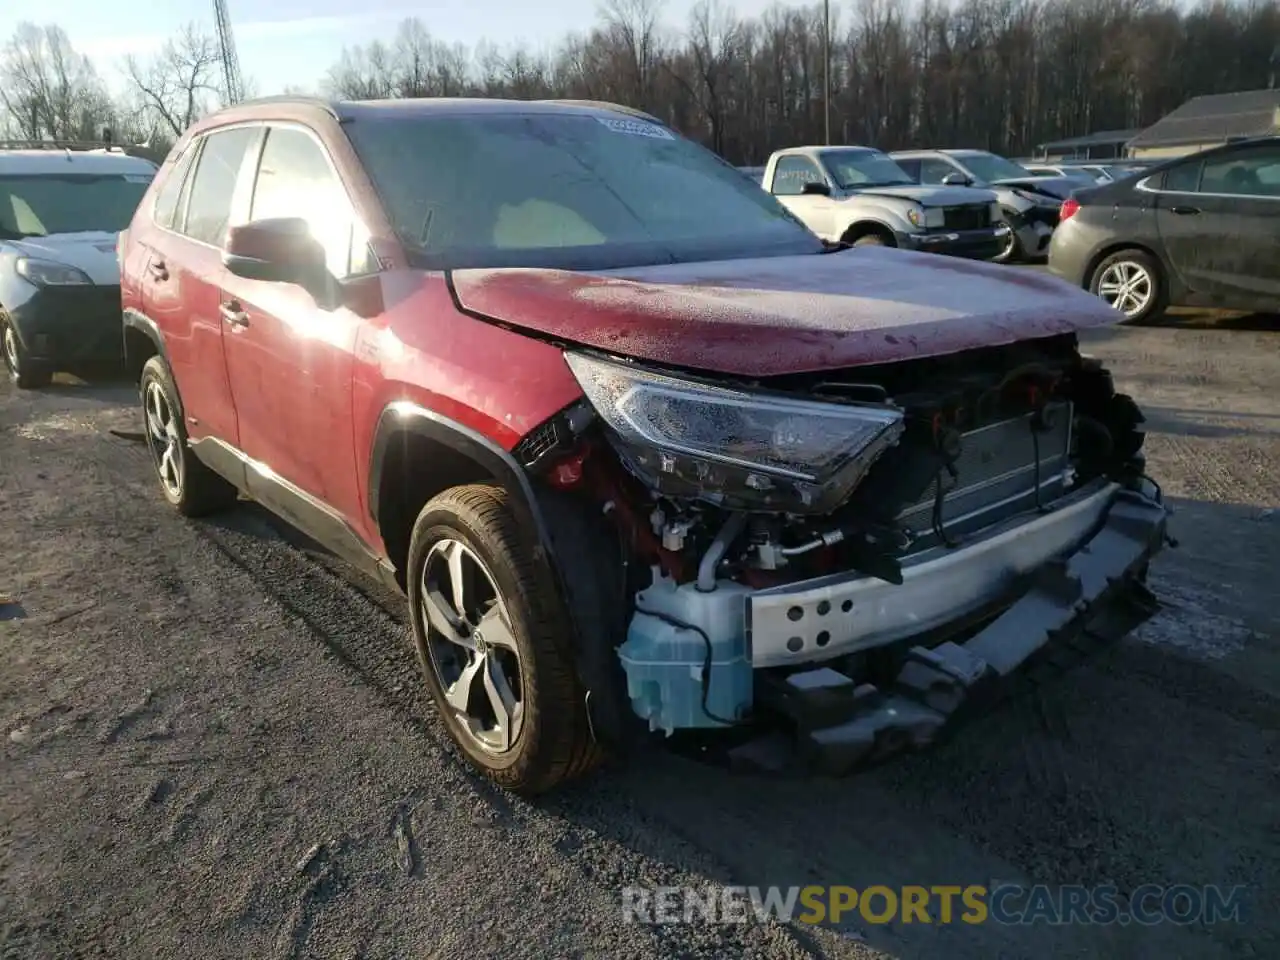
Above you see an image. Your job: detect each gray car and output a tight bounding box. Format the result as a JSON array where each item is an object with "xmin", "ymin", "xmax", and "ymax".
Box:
[
  {"xmin": 891, "ymin": 149, "xmax": 1080, "ymax": 262},
  {"xmin": 1048, "ymin": 136, "xmax": 1280, "ymax": 324}
]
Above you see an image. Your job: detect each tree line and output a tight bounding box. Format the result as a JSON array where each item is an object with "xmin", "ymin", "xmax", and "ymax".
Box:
[{"xmin": 2, "ymin": 0, "xmax": 1278, "ymax": 165}]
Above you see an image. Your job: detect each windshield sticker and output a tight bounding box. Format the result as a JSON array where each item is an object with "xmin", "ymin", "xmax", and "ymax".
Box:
[
  {"xmin": 594, "ymin": 116, "xmax": 674, "ymax": 140},
  {"xmin": 123, "ymin": 174, "xmax": 154, "ymax": 183}
]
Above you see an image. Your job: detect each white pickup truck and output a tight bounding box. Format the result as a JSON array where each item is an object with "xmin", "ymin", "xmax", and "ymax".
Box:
[{"xmin": 756, "ymin": 146, "xmax": 1009, "ymax": 260}]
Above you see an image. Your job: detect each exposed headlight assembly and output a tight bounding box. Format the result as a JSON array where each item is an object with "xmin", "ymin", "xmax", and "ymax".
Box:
[
  {"xmin": 566, "ymin": 352, "xmax": 905, "ymax": 513},
  {"xmin": 15, "ymin": 257, "xmax": 92, "ymax": 286}
]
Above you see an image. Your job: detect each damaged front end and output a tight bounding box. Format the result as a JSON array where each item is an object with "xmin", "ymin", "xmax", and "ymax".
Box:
[{"xmin": 517, "ymin": 333, "xmax": 1171, "ymax": 773}]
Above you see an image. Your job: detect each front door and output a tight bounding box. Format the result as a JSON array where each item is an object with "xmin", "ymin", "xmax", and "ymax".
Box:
[
  {"xmin": 769, "ymin": 154, "xmax": 838, "ymax": 240},
  {"xmin": 220, "ymin": 123, "xmax": 377, "ymax": 528}
]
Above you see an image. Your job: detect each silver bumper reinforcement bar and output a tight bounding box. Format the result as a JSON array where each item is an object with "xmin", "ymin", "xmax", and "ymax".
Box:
[{"xmin": 732, "ymin": 485, "xmax": 1171, "ymax": 775}]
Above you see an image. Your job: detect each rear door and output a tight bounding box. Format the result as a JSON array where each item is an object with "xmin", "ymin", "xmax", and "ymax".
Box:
[
  {"xmin": 768, "ymin": 155, "xmax": 838, "ymax": 239},
  {"xmin": 220, "ymin": 123, "xmax": 377, "ymax": 523},
  {"xmin": 1155, "ymin": 144, "xmax": 1280, "ymax": 303},
  {"xmin": 141, "ymin": 126, "xmax": 261, "ymax": 449}
]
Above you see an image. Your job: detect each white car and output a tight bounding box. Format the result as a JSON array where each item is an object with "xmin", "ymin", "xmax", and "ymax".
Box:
[{"xmin": 0, "ymin": 141, "xmax": 156, "ymax": 387}]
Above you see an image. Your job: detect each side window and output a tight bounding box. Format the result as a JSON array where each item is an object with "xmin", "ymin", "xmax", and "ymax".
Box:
[
  {"xmin": 895, "ymin": 158, "xmax": 922, "ymax": 182},
  {"xmin": 1200, "ymin": 147, "xmax": 1280, "ymax": 198},
  {"xmin": 919, "ymin": 158, "xmax": 958, "ymax": 184},
  {"xmin": 183, "ymin": 127, "xmax": 259, "ymax": 246},
  {"xmin": 249, "ymin": 126, "xmax": 375, "ymax": 278},
  {"xmin": 771, "ymin": 156, "xmax": 824, "ymax": 196},
  {"xmin": 1162, "ymin": 161, "xmax": 1202, "ymax": 193},
  {"xmin": 152, "ymin": 144, "xmax": 197, "ymax": 230}
]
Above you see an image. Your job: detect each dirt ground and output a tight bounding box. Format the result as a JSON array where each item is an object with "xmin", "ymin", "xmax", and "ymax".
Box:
[{"xmin": 1, "ymin": 311, "xmax": 1277, "ymax": 960}]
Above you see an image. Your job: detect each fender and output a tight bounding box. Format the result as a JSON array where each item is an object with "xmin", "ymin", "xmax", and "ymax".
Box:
[
  {"xmin": 122, "ymin": 306, "xmax": 171, "ymax": 374},
  {"xmin": 368, "ymin": 401, "xmax": 637, "ymax": 749},
  {"xmin": 837, "ymin": 216, "xmax": 899, "ymax": 241}
]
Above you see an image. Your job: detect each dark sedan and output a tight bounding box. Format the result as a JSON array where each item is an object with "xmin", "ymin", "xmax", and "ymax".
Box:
[{"xmin": 1048, "ymin": 137, "xmax": 1280, "ymax": 323}]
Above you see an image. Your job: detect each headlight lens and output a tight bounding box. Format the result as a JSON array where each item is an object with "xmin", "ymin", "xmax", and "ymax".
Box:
[
  {"xmin": 990, "ymin": 202, "xmax": 1002, "ymax": 223},
  {"xmin": 906, "ymin": 206, "xmax": 923, "ymax": 228},
  {"xmin": 565, "ymin": 352, "xmax": 905, "ymax": 513},
  {"xmin": 924, "ymin": 207, "xmax": 946, "ymax": 229},
  {"xmin": 15, "ymin": 257, "xmax": 92, "ymax": 286}
]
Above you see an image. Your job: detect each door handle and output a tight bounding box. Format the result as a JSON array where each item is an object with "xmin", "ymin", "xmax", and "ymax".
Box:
[
  {"xmin": 147, "ymin": 259, "xmax": 169, "ymax": 281},
  {"xmin": 1169, "ymin": 205, "xmax": 1201, "ymax": 216},
  {"xmin": 219, "ymin": 301, "xmax": 249, "ymax": 328}
]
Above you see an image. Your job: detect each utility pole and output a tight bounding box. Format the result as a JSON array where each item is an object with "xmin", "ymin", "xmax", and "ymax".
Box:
[{"xmin": 823, "ymin": 0, "xmax": 832, "ymax": 144}]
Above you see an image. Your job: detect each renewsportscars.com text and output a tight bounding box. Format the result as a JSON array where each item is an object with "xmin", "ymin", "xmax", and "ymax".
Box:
[{"xmin": 622, "ymin": 884, "xmax": 1248, "ymax": 927}]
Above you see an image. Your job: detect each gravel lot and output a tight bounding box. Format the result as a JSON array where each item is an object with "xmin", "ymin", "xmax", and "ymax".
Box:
[{"xmin": 2, "ymin": 310, "xmax": 1277, "ymax": 959}]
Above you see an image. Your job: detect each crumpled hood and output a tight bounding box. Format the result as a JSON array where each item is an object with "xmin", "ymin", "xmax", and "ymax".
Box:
[
  {"xmin": 450, "ymin": 247, "xmax": 1119, "ymax": 377},
  {"xmin": 853, "ymin": 184, "xmax": 994, "ymax": 206},
  {"xmin": 8, "ymin": 231, "xmax": 121, "ymax": 285},
  {"xmin": 990, "ymin": 176, "xmax": 1078, "ymax": 200}
]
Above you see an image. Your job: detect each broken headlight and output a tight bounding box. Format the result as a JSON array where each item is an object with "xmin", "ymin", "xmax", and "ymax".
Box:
[{"xmin": 566, "ymin": 352, "xmax": 904, "ymax": 513}]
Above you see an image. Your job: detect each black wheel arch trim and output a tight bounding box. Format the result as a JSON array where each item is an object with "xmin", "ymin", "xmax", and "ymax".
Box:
[
  {"xmin": 369, "ymin": 401, "xmax": 637, "ymax": 749},
  {"xmin": 122, "ymin": 307, "xmax": 172, "ymax": 369}
]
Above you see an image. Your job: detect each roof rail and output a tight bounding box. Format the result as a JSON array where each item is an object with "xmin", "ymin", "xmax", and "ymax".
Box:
[
  {"xmin": 0, "ymin": 138, "xmax": 132, "ymax": 153},
  {"xmin": 222, "ymin": 94, "xmax": 340, "ymax": 118},
  {"xmin": 538, "ymin": 99, "xmax": 664, "ymax": 125}
]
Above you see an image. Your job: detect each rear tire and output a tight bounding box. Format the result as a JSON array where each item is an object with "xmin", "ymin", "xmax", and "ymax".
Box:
[
  {"xmin": 139, "ymin": 356, "xmax": 238, "ymax": 516},
  {"xmin": 407, "ymin": 484, "xmax": 602, "ymax": 794},
  {"xmin": 1089, "ymin": 249, "xmax": 1167, "ymax": 325},
  {"xmin": 2, "ymin": 314, "xmax": 53, "ymax": 389}
]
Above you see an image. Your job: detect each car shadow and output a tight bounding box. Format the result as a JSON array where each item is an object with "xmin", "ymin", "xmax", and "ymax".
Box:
[
  {"xmin": 1141, "ymin": 404, "xmax": 1280, "ymax": 439},
  {"xmin": 1140, "ymin": 310, "xmax": 1280, "ymax": 332},
  {"xmin": 43, "ymin": 364, "xmax": 136, "ymax": 407},
  {"xmin": 197, "ymin": 487, "xmax": 1279, "ymax": 958}
]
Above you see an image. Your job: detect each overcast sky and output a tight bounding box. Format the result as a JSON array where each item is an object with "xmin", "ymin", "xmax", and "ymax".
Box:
[{"xmin": 2, "ymin": 0, "xmax": 787, "ymax": 96}]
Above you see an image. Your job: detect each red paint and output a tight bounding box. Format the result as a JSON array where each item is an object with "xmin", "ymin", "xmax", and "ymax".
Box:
[{"xmin": 452, "ymin": 247, "xmax": 1122, "ymax": 377}]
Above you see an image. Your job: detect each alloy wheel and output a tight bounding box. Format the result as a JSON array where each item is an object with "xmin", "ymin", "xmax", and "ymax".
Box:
[
  {"xmin": 144, "ymin": 381, "xmax": 183, "ymax": 499},
  {"xmin": 3, "ymin": 325, "xmax": 18, "ymax": 378},
  {"xmin": 997, "ymin": 225, "xmax": 1017, "ymax": 261},
  {"xmin": 1097, "ymin": 260, "xmax": 1153, "ymax": 319},
  {"xmin": 420, "ymin": 538, "xmax": 525, "ymax": 755}
]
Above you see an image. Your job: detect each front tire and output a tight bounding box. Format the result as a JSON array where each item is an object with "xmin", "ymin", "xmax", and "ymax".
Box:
[
  {"xmin": 1089, "ymin": 249, "xmax": 1167, "ymax": 324},
  {"xmin": 991, "ymin": 221, "xmax": 1023, "ymax": 263},
  {"xmin": 407, "ymin": 484, "xmax": 602, "ymax": 794},
  {"xmin": 851, "ymin": 232, "xmax": 891, "ymax": 248},
  {"xmin": 139, "ymin": 356, "xmax": 238, "ymax": 516},
  {"xmin": 2, "ymin": 314, "xmax": 52, "ymax": 389}
]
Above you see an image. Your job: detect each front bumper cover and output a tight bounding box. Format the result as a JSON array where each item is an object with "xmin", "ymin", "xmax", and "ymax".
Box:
[
  {"xmin": 7, "ymin": 284, "xmax": 124, "ymax": 364},
  {"xmin": 731, "ymin": 483, "xmax": 1169, "ymax": 775},
  {"xmin": 898, "ymin": 225, "xmax": 1008, "ymax": 260}
]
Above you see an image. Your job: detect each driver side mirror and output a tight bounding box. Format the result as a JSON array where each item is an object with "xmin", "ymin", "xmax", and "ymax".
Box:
[
  {"xmin": 223, "ymin": 217, "xmax": 329, "ymax": 292},
  {"xmin": 941, "ymin": 172, "xmax": 972, "ymax": 186},
  {"xmin": 801, "ymin": 181, "xmax": 833, "ymax": 197}
]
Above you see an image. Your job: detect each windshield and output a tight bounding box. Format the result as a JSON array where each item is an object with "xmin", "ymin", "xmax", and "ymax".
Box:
[
  {"xmin": 0, "ymin": 172, "xmax": 153, "ymax": 238},
  {"xmin": 346, "ymin": 113, "xmax": 821, "ymax": 270},
  {"xmin": 959, "ymin": 153, "xmax": 1032, "ymax": 183},
  {"xmin": 820, "ymin": 149, "xmax": 915, "ymax": 189}
]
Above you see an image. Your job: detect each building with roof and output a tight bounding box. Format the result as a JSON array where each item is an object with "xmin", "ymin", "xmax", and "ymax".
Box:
[
  {"xmin": 1033, "ymin": 129, "xmax": 1140, "ymax": 161},
  {"xmin": 1126, "ymin": 89, "xmax": 1280, "ymax": 159}
]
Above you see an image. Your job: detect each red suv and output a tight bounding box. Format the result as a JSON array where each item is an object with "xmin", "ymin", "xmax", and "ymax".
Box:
[{"xmin": 119, "ymin": 97, "xmax": 1170, "ymax": 794}]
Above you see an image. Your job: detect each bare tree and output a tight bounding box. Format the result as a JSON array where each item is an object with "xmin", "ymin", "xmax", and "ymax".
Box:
[
  {"xmin": 123, "ymin": 24, "xmax": 222, "ymax": 139},
  {"xmin": 0, "ymin": 23, "xmax": 111, "ymax": 140}
]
